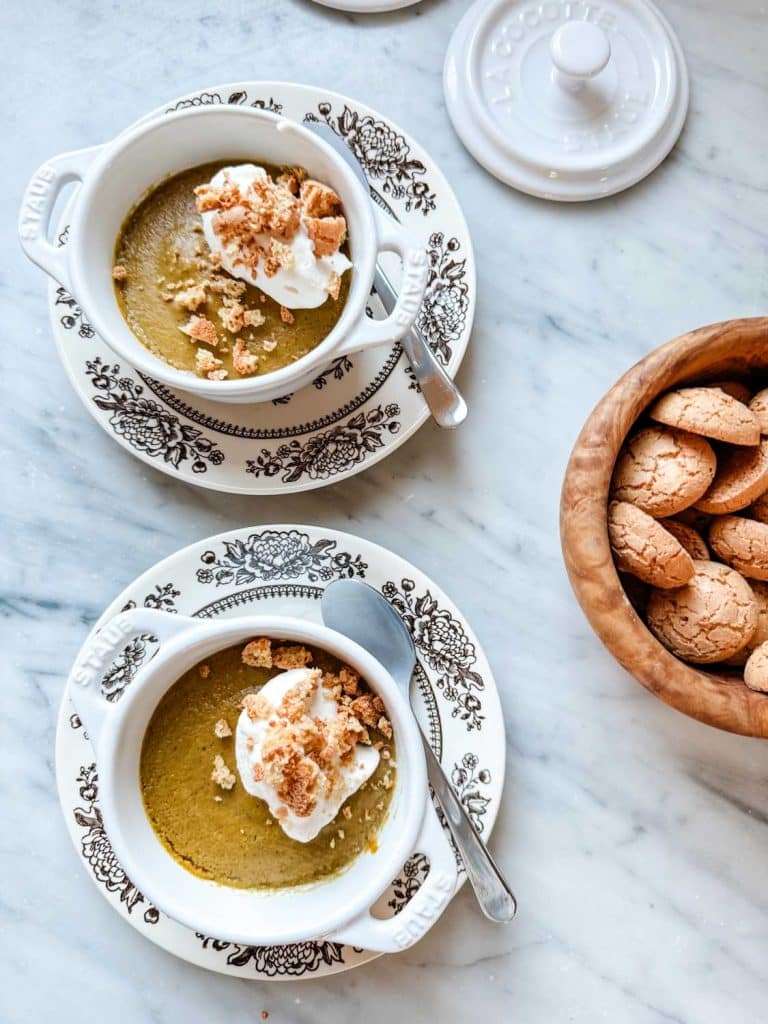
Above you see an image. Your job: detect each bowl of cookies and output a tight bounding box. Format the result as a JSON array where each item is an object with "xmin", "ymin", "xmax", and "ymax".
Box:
[{"xmin": 561, "ymin": 317, "xmax": 768, "ymax": 737}]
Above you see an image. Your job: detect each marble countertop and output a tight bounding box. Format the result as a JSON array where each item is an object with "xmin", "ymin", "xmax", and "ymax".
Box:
[{"xmin": 4, "ymin": 0, "xmax": 768, "ymax": 1021}]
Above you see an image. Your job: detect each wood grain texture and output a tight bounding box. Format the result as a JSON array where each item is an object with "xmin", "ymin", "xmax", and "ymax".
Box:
[{"xmin": 560, "ymin": 317, "xmax": 768, "ymax": 737}]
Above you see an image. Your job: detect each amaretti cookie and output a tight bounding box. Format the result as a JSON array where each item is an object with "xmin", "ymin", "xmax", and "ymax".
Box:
[
  {"xmin": 646, "ymin": 561, "xmax": 757, "ymax": 663},
  {"xmin": 648, "ymin": 387, "xmax": 760, "ymax": 446},
  {"xmin": 744, "ymin": 642, "xmax": 768, "ymax": 693},
  {"xmin": 695, "ymin": 439, "xmax": 768, "ymax": 514},
  {"xmin": 749, "ymin": 388, "xmax": 768, "ymax": 434},
  {"xmin": 612, "ymin": 426, "xmax": 716, "ymax": 517},
  {"xmin": 608, "ymin": 501, "xmax": 694, "ymax": 588},
  {"xmin": 709, "ymin": 516, "xmax": 768, "ymax": 580},
  {"xmin": 660, "ymin": 519, "xmax": 709, "ymax": 560}
]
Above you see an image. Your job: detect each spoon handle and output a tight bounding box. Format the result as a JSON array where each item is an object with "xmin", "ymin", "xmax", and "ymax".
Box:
[
  {"xmin": 373, "ymin": 267, "xmax": 468, "ymax": 430},
  {"xmin": 420, "ymin": 731, "xmax": 517, "ymax": 922}
]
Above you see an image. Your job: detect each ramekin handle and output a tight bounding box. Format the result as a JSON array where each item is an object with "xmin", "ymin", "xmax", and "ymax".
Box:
[
  {"xmin": 335, "ymin": 210, "xmax": 428, "ymax": 356},
  {"xmin": 18, "ymin": 145, "xmax": 102, "ymax": 289},
  {"xmin": 70, "ymin": 609, "xmax": 196, "ymax": 751},
  {"xmin": 330, "ymin": 796, "xmax": 457, "ymax": 953}
]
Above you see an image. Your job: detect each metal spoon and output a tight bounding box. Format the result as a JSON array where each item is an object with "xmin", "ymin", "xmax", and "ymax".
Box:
[
  {"xmin": 321, "ymin": 578, "xmax": 516, "ymax": 922},
  {"xmin": 307, "ymin": 121, "xmax": 468, "ymax": 430}
]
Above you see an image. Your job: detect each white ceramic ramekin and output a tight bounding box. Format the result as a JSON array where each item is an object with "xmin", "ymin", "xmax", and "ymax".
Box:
[
  {"xmin": 69, "ymin": 608, "xmax": 456, "ymax": 952},
  {"xmin": 19, "ymin": 105, "xmax": 428, "ymax": 404}
]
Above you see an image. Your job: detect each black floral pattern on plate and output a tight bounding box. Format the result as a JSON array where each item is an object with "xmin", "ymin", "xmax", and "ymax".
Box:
[
  {"xmin": 196, "ymin": 528, "xmax": 367, "ymax": 586},
  {"xmin": 418, "ymin": 233, "xmax": 470, "ymax": 366},
  {"xmin": 451, "ymin": 753, "xmax": 492, "ymax": 833},
  {"xmin": 55, "ymin": 286, "xmax": 94, "ymax": 338},
  {"xmin": 382, "ymin": 579, "xmax": 485, "ymax": 731},
  {"xmin": 246, "ymin": 404, "xmax": 401, "ymax": 484},
  {"xmin": 305, "ymin": 103, "xmax": 436, "ymax": 215},
  {"xmin": 73, "ymin": 765, "xmax": 160, "ymax": 925},
  {"xmin": 85, "ymin": 358, "xmax": 225, "ymax": 473},
  {"xmin": 196, "ymin": 936, "xmax": 349, "ymax": 977},
  {"xmin": 122, "ymin": 581, "xmax": 180, "ymax": 614},
  {"xmin": 165, "ymin": 90, "xmax": 282, "ymax": 114},
  {"xmin": 312, "ymin": 355, "xmax": 354, "ymax": 390}
]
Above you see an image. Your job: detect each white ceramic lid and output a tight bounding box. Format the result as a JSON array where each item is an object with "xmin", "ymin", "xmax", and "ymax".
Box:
[{"xmin": 444, "ymin": 0, "xmax": 689, "ymax": 201}]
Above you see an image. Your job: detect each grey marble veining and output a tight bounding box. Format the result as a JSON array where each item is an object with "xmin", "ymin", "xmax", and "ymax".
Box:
[{"xmin": 3, "ymin": 0, "xmax": 768, "ymax": 1021}]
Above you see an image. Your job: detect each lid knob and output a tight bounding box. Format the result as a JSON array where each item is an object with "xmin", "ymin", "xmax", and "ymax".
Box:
[{"xmin": 550, "ymin": 21, "xmax": 611, "ymax": 93}]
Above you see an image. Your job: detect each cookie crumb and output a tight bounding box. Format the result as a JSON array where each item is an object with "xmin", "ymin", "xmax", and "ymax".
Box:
[
  {"xmin": 232, "ymin": 338, "xmax": 260, "ymax": 376},
  {"xmin": 211, "ymin": 754, "xmax": 236, "ymax": 790},
  {"xmin": 195, "ymin": 347, "xmax": 223, "ymax": 378},
  {"xmin": 280, "ymin": 305, "xmax": 295, "ymax": 324},
  {"xmin": 112, "ymin": 265, "xmax": 128, "ymax": 283},
  {"xmin": 214, "ymin": 718, "xmax": 232, "ymax": 739},
  {"xmin": 181, "ymin": 314, "xmax": 219, "ymax": 347},
  {"xmin": 305, "ymin": 214, "xmax": 347, "ymax": 258},
  {"xmin": 198, "ymin": 664, "xmax": 211, "ymax": 679},
  {"xmin": 272, "ymin": 644, "xmax": 313, "ymax": 669},
  {"xmin": 242, "ymin": 637, "xmax": 272, "ymax": 668},
  {"xmin": 173, "ymin": 283, "xmax": 208, "ymax": 312}
]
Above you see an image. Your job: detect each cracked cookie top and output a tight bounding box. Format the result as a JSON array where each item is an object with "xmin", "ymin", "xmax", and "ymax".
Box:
[
  {"xmin": 649, "ymin": 386, "xmax": 760, "ymax": 447},
  {"xmin": 646, "ymin": 560, "xmax": 758, "ymax": 664},
  {"xmin": 612, "ymin": 426, "xmax": 716, "ymax": 517}
]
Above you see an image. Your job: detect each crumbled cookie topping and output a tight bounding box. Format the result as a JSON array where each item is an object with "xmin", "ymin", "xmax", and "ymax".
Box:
[
  {"xmin": 232, "ymin": 338, "xmax": 260, "ymax": 376},
  {"xmin": 198, "ymin": 664, "xmax": 211, "ymax": 679},
  {"xmin": 214, "ymin": 718, "xmax": 232, "ymax": 739},
  {"xmin": 180, "ymin": 314, "xmax": 219, "ymax": 347},
  {"xmin": 238, "ymin": 646, "xmax": 393, "ymax": 822},
  {"xmin": 272, "ymin": 645, "xmax": 313, "ymax": 670},
  {"xmin": 349, "ymin": 693, "xmax": 386, "ymax": 729},
  {"xmin": 112, "ymin": 265, "xmax": 128, "ymax": 283},
  {"xmin": 194, "ymin": 168, "xmax": 346, "ymax": 278},
  {"xmin": 339, "ymin": 666, "xmax": 360, "ymax": 696},
  {"xmin": 280, "ymin": 305, "xmax": 295, "ymax": 324},
  {"xmin": 252, "ymin": 668, "xmax": 367, "ymax": 818},
  {"xmin": 195, "ymin": 172, "xmax": 301, "ymax": 280},
  {"xmin": 211, "ymin": 754, "xmax": 236, "ymax": 790},
  {"xmin": 173, "ymin": 283, "xmax": 208, "ymax": 312},
  {"xmin": 195, "ymin": 347, "xmax": 224, "ymax": 379},
  {"xmin": 305, "ymin": 215, "xmax": 347, "ymax": 258},
  {"xmin": 300, "ymin": 179, "xmax": 343, "ymax": 220},
  {"xmin": 242, "ymin": 691, "xmax": 274, "ymax": 721},
  {"xmin": 242, "ymin": 637, "xmax": 273, "ymax": 668}
]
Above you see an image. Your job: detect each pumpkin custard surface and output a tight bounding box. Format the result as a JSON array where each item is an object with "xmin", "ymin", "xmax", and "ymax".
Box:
[
  {"xmin": 140, "ymin": 639, "xmax": 395, "ymax": 890},
  {"xmin": 113, "ymin": 161, "xmax": 351, "ymax": 380}
]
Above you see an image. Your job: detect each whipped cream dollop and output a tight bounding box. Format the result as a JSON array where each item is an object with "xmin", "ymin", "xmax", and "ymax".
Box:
[
  {"xmin": 199, "ymin": 164, "xmax": 351, "ymax": 310},
  {"xmin": 235, "ymin": 667, "xmax": 379, "ymax": 843}
]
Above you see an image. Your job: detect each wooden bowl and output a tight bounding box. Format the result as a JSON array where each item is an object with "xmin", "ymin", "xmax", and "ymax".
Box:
[{"xmin": 560, "ymin": 317, "xmax": 768, "ymax": 737}]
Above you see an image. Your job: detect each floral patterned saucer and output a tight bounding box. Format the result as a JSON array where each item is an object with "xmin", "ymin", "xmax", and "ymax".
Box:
[
  {"xmin": 55, "ymin": 525, "xmax": 505, "ymax": 980},
  {"xmin": 49, "ymin": 82, "xmax": 474, "ymax": 494}
]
